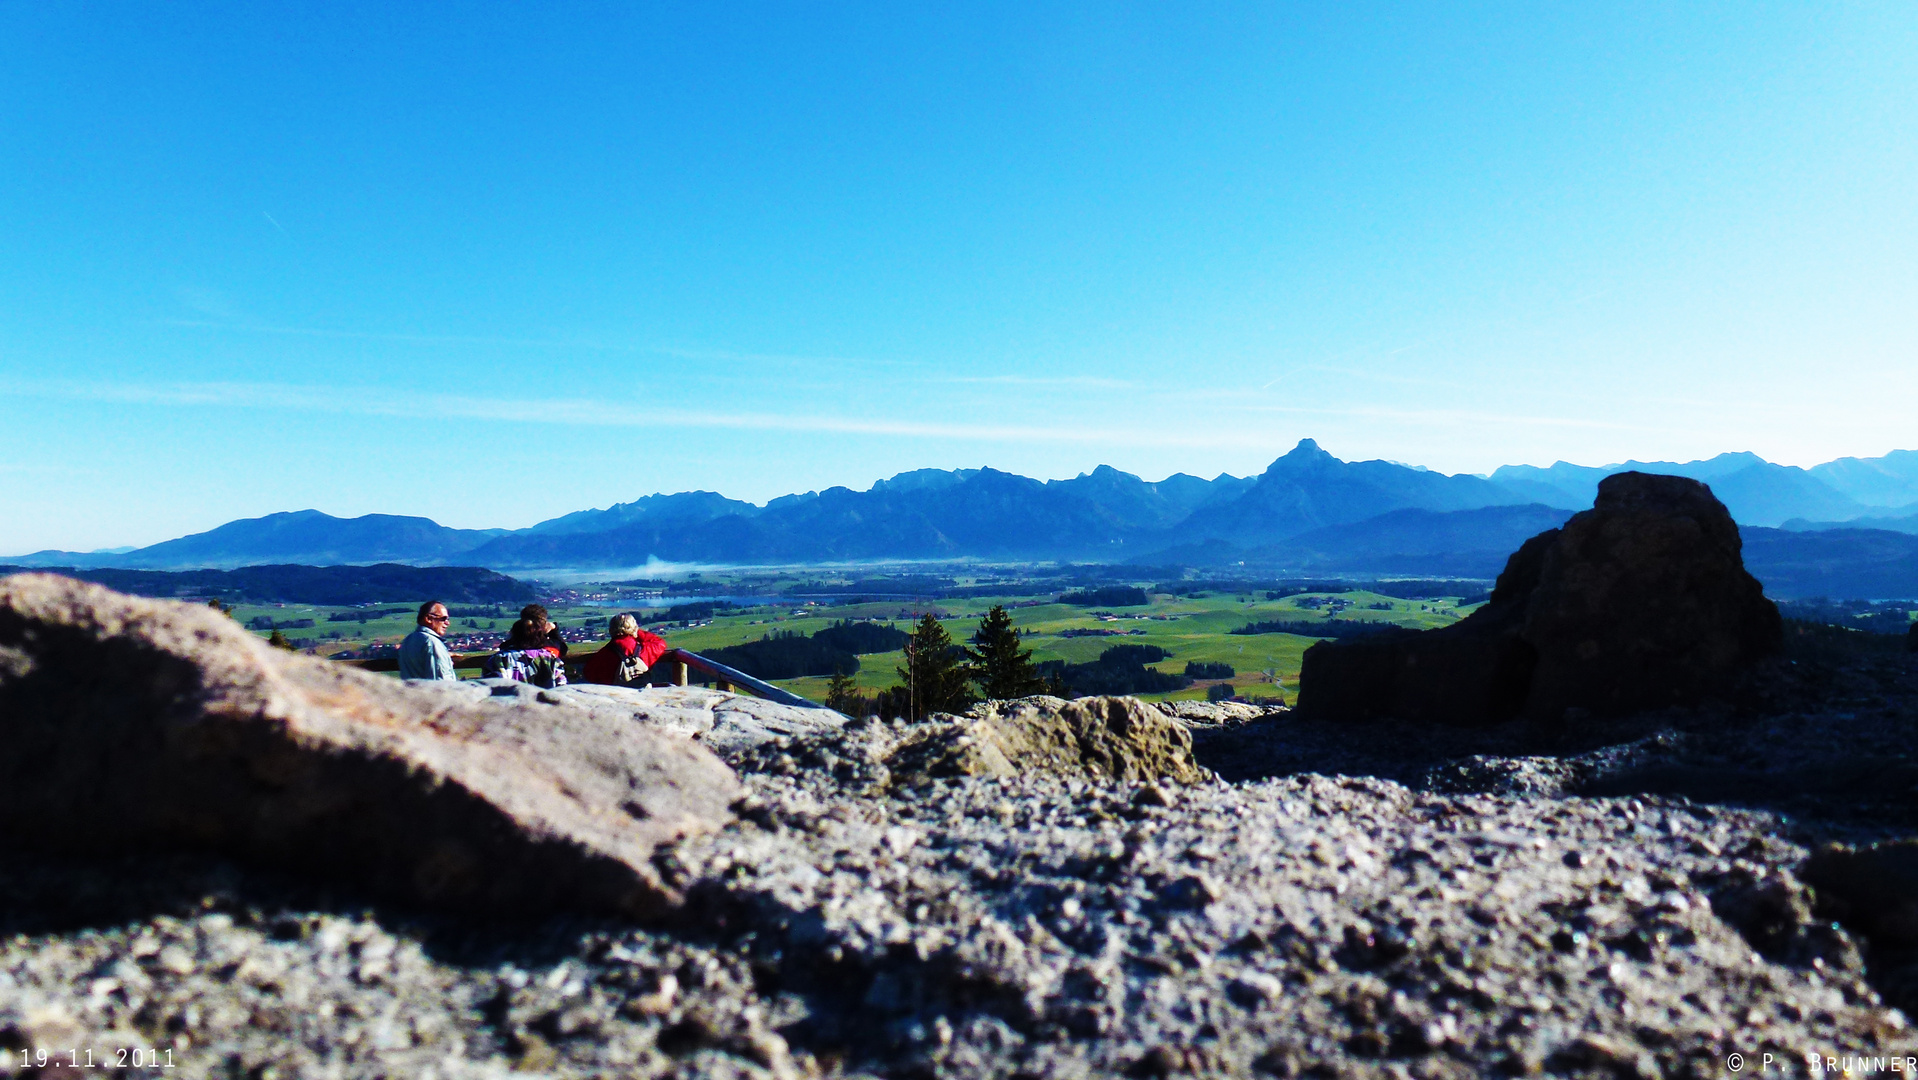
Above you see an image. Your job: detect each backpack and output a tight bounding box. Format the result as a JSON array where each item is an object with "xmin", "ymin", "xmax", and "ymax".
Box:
[{"xmin": 486, "ymin": 648, "xmax": 568, "ymax": 688}]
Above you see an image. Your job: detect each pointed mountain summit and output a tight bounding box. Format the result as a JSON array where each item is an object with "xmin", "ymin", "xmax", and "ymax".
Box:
[{"xmin": 1192, "ymin": 439, "xmax": 1528, "ymax": 543}]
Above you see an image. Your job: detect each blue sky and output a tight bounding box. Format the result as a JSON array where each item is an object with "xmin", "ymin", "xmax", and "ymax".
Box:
[{"xmin": 2, "ymin": 2, "xmax": 1914, "ymax": 553}]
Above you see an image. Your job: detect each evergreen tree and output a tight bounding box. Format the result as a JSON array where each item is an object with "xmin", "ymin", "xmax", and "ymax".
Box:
[
  {"xmin": 966, "ymin": 604, "xmax": 1047, "ymax": 700},
  {"xmin": 872, "ymin": 685, "xmax": 914, "ymax": 722},
  {"xmin": 267, "ymin": 629, "xmax": 296, "ymax": 651},
  {"xmin": 825, "ymin": 668, "xmax": 863, "ymax": 714},
  {"xmin": 892, "ymin": 613, "xmax": 976, "ymax": 721}
]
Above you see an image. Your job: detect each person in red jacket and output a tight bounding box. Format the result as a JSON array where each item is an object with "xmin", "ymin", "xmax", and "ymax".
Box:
[{"xmin": 582, "ymin": 613, "xmax": 669, "ymax": 686}]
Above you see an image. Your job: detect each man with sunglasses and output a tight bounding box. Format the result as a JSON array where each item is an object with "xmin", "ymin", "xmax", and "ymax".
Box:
[{"xmin": 398, "ymin": 600, "xmax": 460, "ymax": 681}]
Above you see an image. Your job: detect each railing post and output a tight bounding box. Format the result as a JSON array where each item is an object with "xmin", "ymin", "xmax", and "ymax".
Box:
[
  {"xmin": 672, "ymin": 657, "xmax": 689, "ymax": 686},
  {"xmin": 714, "ymin": 677, "xmax": 732, "ymax": 693}
]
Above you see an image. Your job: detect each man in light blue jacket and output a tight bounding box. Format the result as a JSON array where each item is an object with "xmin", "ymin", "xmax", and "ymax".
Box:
[{"xmin": 398, "ymin": 600, "xmax": 459, "ymax": 680}]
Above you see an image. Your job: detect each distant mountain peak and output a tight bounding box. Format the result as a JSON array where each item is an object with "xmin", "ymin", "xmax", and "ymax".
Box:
[
  {"xmin": 870, "ymin": 467, "xmax": 980, "ymax": 494},
  {"xmin": 1263, "ymin": 438, "xmax": 1338, "ymax": 477}
]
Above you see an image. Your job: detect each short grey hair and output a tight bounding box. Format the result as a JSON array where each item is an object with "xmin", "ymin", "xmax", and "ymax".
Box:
[{"xmin": 609, "ymin": 613, "xmax": 639, "ymax": 638}]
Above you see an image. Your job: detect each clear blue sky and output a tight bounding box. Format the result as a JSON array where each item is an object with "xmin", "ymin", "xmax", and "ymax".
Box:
[{"xmin": 3, "ymin": 3, "xmax": 1914, "ymax": 553}]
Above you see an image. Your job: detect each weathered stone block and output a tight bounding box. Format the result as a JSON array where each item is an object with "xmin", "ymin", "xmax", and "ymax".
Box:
[{"xmin": 0, "ymin": 574, "xmax": 741, "ymax": 917}]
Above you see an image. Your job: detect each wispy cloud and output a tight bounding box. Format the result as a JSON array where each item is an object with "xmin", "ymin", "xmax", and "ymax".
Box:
[
  {"xmin": 1226, "ymin": 400, "xmax": 1644, "ymax": 432},
  {"xmin": 157, "ymin": 318, "xmax": 619, "ymax": 353},
  {"xmin": 650, "ymin": 344, "xmax": 924, "ymax": 371},
  {"xmin": 0, "ymin": 461, "xmax": 100, "ymax": 477},
  {"xmin": 1258, "ymin": 361, "xmax": 1467, "ymax": 393},
  {"xmin": 0, "ymin": 378, "xmax": 1283, "ymax": 450},
  {"xmin": 157, "ymin": 318, "xmax": 926, "ymax": 374},
  {"xmin": 940, "ymin": 373, "xmax": 1139, "ymax": 390}
]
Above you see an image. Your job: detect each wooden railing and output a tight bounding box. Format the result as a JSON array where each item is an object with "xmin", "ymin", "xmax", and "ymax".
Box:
[{"xmin": 336, "ymin": 646, "xmax": 830, "ymax": 710}]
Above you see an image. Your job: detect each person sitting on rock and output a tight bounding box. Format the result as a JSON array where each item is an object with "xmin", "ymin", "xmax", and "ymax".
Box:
[
  {"xmin": 397, "ymin": 600, "xmax": 460, "ymax": 681},
  {"xmin": 499, "ymin": 604, "xmax": 568, "ymax": 657},
  {"xmin": 487, "ymin": 604, "xmax": 569, "ymax": 687},
  {"xmin": 582, "ymin": 613, "xmax": 669, "ymax": 686}
]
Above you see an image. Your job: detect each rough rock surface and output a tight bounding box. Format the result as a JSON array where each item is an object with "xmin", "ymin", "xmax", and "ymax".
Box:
[
  {"xmin": 891, "ymin": 696, "xmax": 1213, "ymax": 787},
  {"xmin": 443, "ymin": 680, "xmax": 848, "ymax": 754},
  {"xmin": 1298, "ymin": 471, "xmax": 1783, "ymax": 725},
  {"xmin": 7, "ymin": 573, "xmax": 1918, "ymax": 1078},
  {"xmin": 1154, "ymin": 699, "xmax": 1276, "ymax": 726},
  {"xmin": 5, "ymin": 735, "xmax": 1915, "ymax": 1078},
  {"xmin": 0, "ymin": 574, "xmax": 742, "ymax": 918},
  {"xmin": 728, "ymin": 696, "xmax": 1212, "ymax": 796}
]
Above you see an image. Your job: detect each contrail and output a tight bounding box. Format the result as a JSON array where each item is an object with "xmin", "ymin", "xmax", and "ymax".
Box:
[{"xmin": 262, "ymin": 212, "xmax": 290, "ymax": 237}]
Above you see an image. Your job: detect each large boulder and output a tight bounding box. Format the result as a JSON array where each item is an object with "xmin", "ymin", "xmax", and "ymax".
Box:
[
  {"xmin": 885, "ymin": 695, "xmax": 1213, "ymax": 786},
  {"xmin": 1297, "ymin": 472, "xmax": 1782, "ymax": 724},
  {"xmin": 0, "ymin": 574, "xmax": 742, "ymax": 917}
]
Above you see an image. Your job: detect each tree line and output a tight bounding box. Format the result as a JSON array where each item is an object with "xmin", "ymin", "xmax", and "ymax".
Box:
[
  {"xmin": 824, "ymin": 609, "xmax": 1208, "ymax": 720},
  {"xmin": 695, "ymin": 607, "xmax": 1214, "ymax": 721},
  {"xmin": 826, "ymin": 605, "xmax": 1059, "ymax": 720}
]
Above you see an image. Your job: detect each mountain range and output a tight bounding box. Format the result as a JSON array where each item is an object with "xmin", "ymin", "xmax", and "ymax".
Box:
[{"xmin": 12, "ymin": 440, "xmax": 1918, "ymax": 598}]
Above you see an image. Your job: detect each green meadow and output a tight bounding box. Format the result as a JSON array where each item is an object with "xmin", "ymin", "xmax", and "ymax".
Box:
[{"xmin": 249, "ymin": 583, "xmax": 1483, "ymax": 706}]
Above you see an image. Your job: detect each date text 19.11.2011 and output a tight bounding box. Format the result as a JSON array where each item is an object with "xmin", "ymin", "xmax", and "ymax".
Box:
[{"xmin": 12, "ymin": 1047, "xmax": 178, "ymax": 1070}]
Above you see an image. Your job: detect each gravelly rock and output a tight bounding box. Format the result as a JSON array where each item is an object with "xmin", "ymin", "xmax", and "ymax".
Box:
[
  {"xmin": 6, "ymin": 572, "xmax": 1918, "ymax": 1077},
  {"xmin": 6, "ymin": 764, "xmax": 1913, "ymax": 1078},
  {"xmin": 0, "ymin": 574, "xmax": 741, "ymax": 918}
]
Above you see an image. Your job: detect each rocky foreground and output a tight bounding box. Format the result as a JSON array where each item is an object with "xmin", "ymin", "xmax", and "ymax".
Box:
[{"xmin": 5, "ymin": 573, "xmax": 1918, "ymax": 1079}]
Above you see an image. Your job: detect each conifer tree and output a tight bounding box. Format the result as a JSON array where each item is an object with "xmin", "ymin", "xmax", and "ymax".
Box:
[
  {"xmin": 892, "ymin": 612, "xmax": 976, "ymax": 721},
  {"xmin": 967, "ymin": 604, "xmax": 1047, "ymax": 700},
  {"xmin": 825, "ymin": 668, "xmax": 863, "ymax": 715}
]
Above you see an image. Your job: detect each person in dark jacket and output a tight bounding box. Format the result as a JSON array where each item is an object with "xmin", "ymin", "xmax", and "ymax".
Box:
[
  {"xmin": 499, "ymin": 604, "xmax": 568, "ymax": 656},
  {"xmin": 488, "ymin": 604, "xmax": 570, "ymax": 687},
  {"xmin": 583, "ymin": 613, "xmax": 669, "ymax": 686}
]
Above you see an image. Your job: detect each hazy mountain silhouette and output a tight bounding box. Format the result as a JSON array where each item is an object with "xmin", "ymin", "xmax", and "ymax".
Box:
[
  {"xmin": 1739, "ymin": 528, "xmax": 1918, "ymax": 599},
  {"xmin": 1267, "ymin": 504, "xmax": 1578, "ymax": 575},
  {"xmin": 1046, "ymin": 465, "xmax": 1253, "ymax": 531},
  {"xmin": 1190, "ymin": 439, "xmax": 1531, "ymax": 544},
  {"xmin": 1808, "ymin": 450, "xmax": 1918, "ymax": 508},
  {"xmin": 521, "ymin": 491, "xmax": 762, "ymax": 536},
  {"xmin": 1487, "ymin": 453, "xmax": 1882, "ymax": 526},
  {"xmin": 11, "ymin": 442, "xmax": 1918, "ymax": 590},
  {"xmin": 7, "ymin": 511, "xmax": 504, "ymax": 570},
  {"xmin": 1780, "ymin": 507, "xmax": 1918, "ymax": 535}
]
